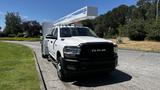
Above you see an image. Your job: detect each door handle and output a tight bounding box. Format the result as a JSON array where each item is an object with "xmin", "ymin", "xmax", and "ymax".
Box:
[{"xmin": 51, "ymin": 41, "xmax": 53, "ymax": 43}]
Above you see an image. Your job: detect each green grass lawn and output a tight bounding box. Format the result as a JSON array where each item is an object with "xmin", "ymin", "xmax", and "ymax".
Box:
[
  {"xmin": 0, "ymin": 42, "xmax": 40, "ymax": 90},
  {"xmin": 0, "ymin": 37, "xmax": 40, "ymax": 41}
]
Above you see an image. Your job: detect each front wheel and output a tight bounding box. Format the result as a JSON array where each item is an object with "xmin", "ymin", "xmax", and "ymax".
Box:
[{"xmin": 57, "ymin": 57, "xmax": 68, "ymax": 81}]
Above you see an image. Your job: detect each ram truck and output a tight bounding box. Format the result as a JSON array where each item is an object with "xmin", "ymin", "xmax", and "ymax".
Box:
[{"xmin": 41, "ymin": 25, "xmax": 118, "ymax": 81}]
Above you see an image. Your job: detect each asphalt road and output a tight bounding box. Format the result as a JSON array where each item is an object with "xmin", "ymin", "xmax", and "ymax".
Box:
[{"xmin": 4, "ymin": 41, "xmax": 160, "ymax": 90}]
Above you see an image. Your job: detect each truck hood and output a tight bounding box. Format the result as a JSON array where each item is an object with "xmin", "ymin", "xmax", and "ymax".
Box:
[{"xmin": 61, "ymin": 36, "xmax": 113, "ymax": 46}]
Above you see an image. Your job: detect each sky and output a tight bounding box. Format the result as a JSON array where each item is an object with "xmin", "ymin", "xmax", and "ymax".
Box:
[{"xmin": 0, "ymin": 0, "xmax": 137, "ymax": 31}]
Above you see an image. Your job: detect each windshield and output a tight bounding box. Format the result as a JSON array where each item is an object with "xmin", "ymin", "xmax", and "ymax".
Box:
[{"xmin": 60, "ymin": 27, "xmax": 97, "ymax": 37}]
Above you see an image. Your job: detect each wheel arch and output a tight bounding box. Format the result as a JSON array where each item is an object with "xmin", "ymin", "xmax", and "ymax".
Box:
[{"xmin": 56, "ymin": 51, "xmax": 61, "ymax": 61}]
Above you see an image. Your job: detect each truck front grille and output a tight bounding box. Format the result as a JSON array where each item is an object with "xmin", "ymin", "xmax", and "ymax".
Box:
[{"xmin": 79, "ymin": 42, "xmax": 114, "ymax": 60}]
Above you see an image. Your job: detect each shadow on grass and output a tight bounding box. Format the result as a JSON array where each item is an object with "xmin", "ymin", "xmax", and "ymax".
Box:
[{"xmin": 72, "ymin": 69, "xmax": 132, "ymax": 87}]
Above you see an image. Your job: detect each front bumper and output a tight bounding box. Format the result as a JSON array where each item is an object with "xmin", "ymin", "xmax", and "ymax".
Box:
[{"xmin": 61, "ymin": 55, "xmax": 118, "ymax": 75}]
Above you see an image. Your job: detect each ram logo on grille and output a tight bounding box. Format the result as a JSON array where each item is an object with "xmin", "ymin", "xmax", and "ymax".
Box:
[{"xmin": 91, "ymin": 49, "xmax": 106, "ymax": 52}]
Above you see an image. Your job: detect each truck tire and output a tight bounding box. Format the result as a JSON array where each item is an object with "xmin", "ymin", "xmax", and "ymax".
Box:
[
  {"xmin": 57, "ymin": 56, "xmax": 68, "ymax": 81},
  {"xmin": 41, "ymin": 44, "xmax": 48, "ymax": 58}
]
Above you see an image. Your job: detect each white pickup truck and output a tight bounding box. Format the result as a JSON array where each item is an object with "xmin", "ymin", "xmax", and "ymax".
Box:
[{"xmin": 41, "ymin": 25, "xmax": 118, "ymax": 81}]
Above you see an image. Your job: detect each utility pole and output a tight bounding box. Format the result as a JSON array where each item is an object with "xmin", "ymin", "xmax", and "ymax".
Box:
[{"xmin": 156, "ymin": 0, "xmax": 160, "ymax": 22}]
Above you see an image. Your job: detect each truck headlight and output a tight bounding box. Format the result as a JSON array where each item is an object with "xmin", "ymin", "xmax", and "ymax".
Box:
[
  {"xmin": 114, "ymin": 45, "xmax": 118, "ymax": 53},
  {"xmin": 63, "ymin": 46, "xmax": 80, "ymax": 58}
]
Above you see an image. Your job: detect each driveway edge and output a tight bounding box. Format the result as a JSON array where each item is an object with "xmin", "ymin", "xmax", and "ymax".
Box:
[{"xmin": 33, "ymin": 51, "xmax": 47, "ymax": 90}]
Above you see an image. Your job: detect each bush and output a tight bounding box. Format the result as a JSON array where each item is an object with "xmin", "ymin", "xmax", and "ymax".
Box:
[
  {"xmin": 17, "ymin": 33, "xmax": 24, "ymax": 37},
  {"xmin": 107, "ymin": 28, "xmax": 118, "ymax": 36},
  {"xmin": 129, "ymin": 29, "xmax": 147, "ymax": 41},
  {"xmin": 8, "ymin": 34, "xmax": 16, "ymax": 37},
  {"xmin": 117, "ymin": 25, "xmax": 128, "ymax": 37},
  {"xmin": 127, "ymin": 19, "xmax": 147, "ymax": 41},
  {"xmin": 145, "ymin": 21, "xmax": 160, "ymax": 41},
  {"xmin": 0, "ymin": 37, "xmax": 40, "ymax": 41},
  {"xmin": 104, "ymin": 28, "xmax": 118, "ymax": 38},
  {"xmin": 146, "ymin": 30, "xmax": 160, "ymax": 41}
]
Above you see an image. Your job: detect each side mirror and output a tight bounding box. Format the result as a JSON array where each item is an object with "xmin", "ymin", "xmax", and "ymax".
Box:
[{"xmin": 46, "ymin": 34, "xmax": 57, "ymax": 39}]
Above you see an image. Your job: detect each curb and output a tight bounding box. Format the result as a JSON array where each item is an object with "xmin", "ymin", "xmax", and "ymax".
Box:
[{"xmin": 33, "ymin": 51, "xmax": 47, "ymax": 90}]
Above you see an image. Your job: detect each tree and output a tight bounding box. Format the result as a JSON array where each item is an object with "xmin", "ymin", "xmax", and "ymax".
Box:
[
  {"xmin": 111, "ymin": 5, "xmax": 129, "ymax": 25},
  {"xmin": 95, "ymin": 24, "xmax": 106, "ymax": 38},
  {"xmin": 22, "ymin": 20, "xmax": 42, "ymax": 37},
  {"xmin": 80, "ymin": 19, "xmax": 94, "ymax": 30},
  {"xmin": 127, "ymin": 19, "xmax": 147, "ymax": 40},
  {"xmin": 3, "ymin": 12, "xmax": 22, "ymax": 36},
  {"xmin": 78, "ymin": 0, "xmax": 160, "ymax": 41},
  {"xmin": 146, "ymin": 17, "xmax": 160, "ymax": 41},
  {"xmin": 136, "ymin": 0, "xmax": 157, "ymax": 20}
]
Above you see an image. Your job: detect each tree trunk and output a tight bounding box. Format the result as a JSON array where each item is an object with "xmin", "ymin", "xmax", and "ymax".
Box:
[{"xmin": 156, "ymin": 0, "xmax": 160, "ymax": 22}]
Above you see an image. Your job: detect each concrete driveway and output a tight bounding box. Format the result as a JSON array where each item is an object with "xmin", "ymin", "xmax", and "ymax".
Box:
[{"xmin": 4, "ymin": 41, "xmax": 160, "ymax": 90}]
